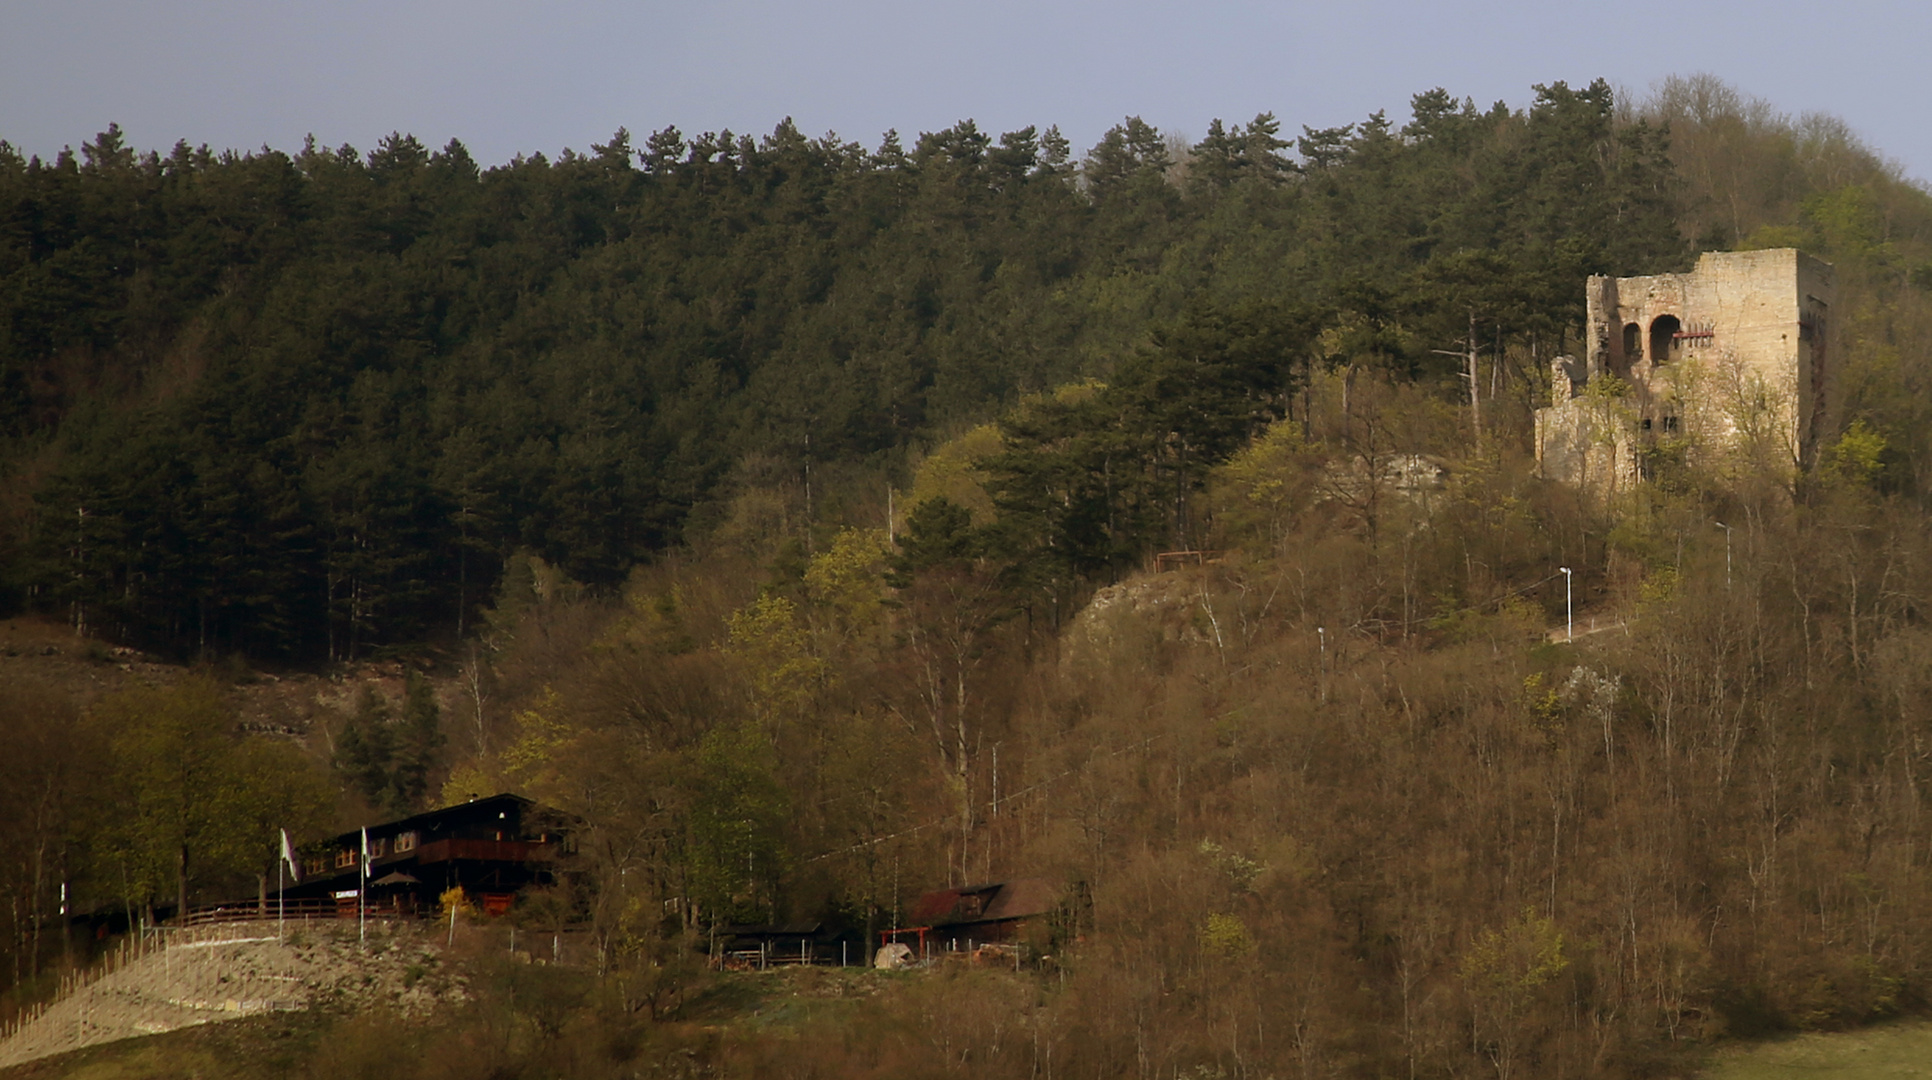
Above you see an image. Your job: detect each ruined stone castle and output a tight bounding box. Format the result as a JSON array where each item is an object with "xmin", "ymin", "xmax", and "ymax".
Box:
[{"xmin": 1535, "ymin": 249, "xmax": 1834, "ymax": 488}]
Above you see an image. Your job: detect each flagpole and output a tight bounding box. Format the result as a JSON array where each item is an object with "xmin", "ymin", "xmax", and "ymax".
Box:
[
  {"xmin": 359, "ymin": 827, "xmax": 368, "ymax": 950},
  {"xmin": 278, "ymin": 828, "xmax": 300, "ymax": 944}
]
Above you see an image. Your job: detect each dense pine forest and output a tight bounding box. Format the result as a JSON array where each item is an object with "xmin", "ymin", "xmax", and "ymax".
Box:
[
  {"xmin": 0, "ymin": 78, "xmax": 1695, "ymax": 659},
  {"xmin": 9, "ymin": 74, "xmax": 1932, "ymax": 1077}
]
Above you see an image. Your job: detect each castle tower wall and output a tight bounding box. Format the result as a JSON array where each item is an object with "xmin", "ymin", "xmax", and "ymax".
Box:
[{"xmin": 1538, "ymin": 249, "xmax": 1834, "ymax": 486}]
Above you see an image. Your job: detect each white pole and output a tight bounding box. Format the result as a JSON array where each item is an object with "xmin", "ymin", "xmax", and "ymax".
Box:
[
  {"xmin": 1560, "ymin": 567, "xmax": 1573, "ymax": 641},
  {"xmin": 277, "ymin": 858, "xmax": 283, "ymax": 942},
  {"xmin": 1716, "ymin": 521, "xmax": 1732, "ymax": 589},
  {"xmin": 1316, "ymin": 626, "xmax": 1326, "ymax": 703}
]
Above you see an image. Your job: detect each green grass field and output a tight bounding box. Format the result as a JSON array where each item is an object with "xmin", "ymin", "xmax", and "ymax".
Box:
[
  {"xmin": 1704, "ymin": 1022, "xmax": 1932, "ymax": 1078},
  {"xmin": 6, "ymin": 992, "xmax": 1930, "ymax": 1079}
]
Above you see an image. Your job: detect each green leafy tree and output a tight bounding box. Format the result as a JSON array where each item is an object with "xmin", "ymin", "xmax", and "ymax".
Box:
[
  {"xmin": 726, "ymin": 593, "xmax": 826, "ymax": 721},
  {"xmin": 93, "ymin": 676, "xmax": 329, "ymax": 920},
  {"xmin": 1460, "ymin": 909, "xmax": 1570, "ymax": 1080},
  {"xmin": 685, "ymin": 724, "xmax": 790, "ymax": 922}
]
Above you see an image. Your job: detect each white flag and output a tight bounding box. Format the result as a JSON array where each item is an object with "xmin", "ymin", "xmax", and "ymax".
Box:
[
  {"xmin": 361, "ymin": 827, "xmax": 371, "ymax": 878},
  {"xmin": 281, "ymin": 829, "xmax": 301, "ymax": 882}
]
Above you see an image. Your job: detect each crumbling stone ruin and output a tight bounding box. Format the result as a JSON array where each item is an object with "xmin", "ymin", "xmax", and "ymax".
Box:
[{"xmin": 1536, "ymin": 249, "xmax": 1834, "ymax": 488}]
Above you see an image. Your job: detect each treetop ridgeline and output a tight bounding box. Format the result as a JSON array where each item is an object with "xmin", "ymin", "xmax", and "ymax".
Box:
[{"xmin": 0, "ymin": 76, "xmax": 1927, "ymax": 662}]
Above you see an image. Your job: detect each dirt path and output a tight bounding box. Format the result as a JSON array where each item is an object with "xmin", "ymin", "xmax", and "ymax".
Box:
[{"xmin": 1546, "ymin": 611, "xmax": 1629, "ymax": 644}]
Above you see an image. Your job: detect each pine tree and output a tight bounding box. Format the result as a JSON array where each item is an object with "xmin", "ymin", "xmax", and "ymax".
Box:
[
  {"xmin": 336, "ymin": 687, "xmax": 397, "ymax": 810},
  {"xmin": 393, "ymin": 672, "xmax": 444, "ymax": 811}
]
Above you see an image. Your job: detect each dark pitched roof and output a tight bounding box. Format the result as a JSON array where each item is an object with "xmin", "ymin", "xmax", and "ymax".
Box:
[
  {"xmin": 907, "ymin": 879, "xmax": 1060, "ymax": 927},
  {"xmin": 317, "ymin": 792, "xmax": 541, "ymax": 849}
]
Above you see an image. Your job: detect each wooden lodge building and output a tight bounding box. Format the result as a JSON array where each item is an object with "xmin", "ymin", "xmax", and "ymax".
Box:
[{"xmin": 275, "ymin": 794, "xmax": 570, "ymax": 918}]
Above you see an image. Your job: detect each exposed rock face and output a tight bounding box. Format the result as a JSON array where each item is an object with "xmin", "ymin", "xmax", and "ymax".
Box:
[
  {"xmin": 1536, "ymin": 249, "xmax": 1834, "ymax": 489},
  {"xmin": 1318, "ymin": 453, "xmax": 1449, "ymax": 509},
  {"xmin": 1064, "ymin": 572, "xmax": 1218, "ymax": 675}
]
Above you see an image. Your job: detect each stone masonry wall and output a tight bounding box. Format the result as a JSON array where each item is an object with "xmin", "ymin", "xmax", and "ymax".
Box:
[{"xmin": 1539, "ymin": 249, "xmax": 1834, "ymax": 487}]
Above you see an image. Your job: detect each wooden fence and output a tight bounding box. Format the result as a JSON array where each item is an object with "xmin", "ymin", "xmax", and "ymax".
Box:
[
  {"xmin": 175, "ymin": 898, "xmax": 419, "ymax": 926},
  {"xmin": 0, "ymin": 931, "xmax": 157, "ymax": 1044}
]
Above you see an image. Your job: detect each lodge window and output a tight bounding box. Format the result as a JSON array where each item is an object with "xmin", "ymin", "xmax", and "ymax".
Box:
[
  {"xmin": 394, "ymin": 831, "xmax": 417, "ymax": 853},
  {"xmin": 370, "ymin": 837, "xmax": 387, "ymax": 859},
  {"xmin": 334, "ymin": 848, "xmax": 356, "ymax": 869}
]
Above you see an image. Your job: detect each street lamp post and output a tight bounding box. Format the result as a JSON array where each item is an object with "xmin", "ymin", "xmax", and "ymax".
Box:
[{"xmin": 1559, "ymin": 567, "xmax": 1573, "ymax": 642}]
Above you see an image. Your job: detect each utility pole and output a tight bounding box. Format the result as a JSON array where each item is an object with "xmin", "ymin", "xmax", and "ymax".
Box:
[
  {"xmin": 1317, "ymin": 626, "xmax": 1327, "ymax": 703},
  {"xmin": 1715, "ymin": 521, "xmax": 1732, "ymax": 589},
  {"xmin": 1468, "ymin": 307, "xmax": 1481, "ymax": 439},
  {"xmin": 1430, "ymin": 307, "xmax": 1482, "ymax": 441},
  {"xmin": 991, "ymin": 743, "xmax": 1000, "ymax": 819},
  {"xmin": 1559, "ymin": 567, "xmax": 1573, "ymax": 642},
  {"xmin": 73, "ymin": 506, "xmax": 86, "ymax": 637}
]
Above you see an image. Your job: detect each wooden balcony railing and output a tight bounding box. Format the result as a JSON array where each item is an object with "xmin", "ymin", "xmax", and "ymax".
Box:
[{"xmin": 415, "ymin": 838, "xmax": 552, "ymax": 865}]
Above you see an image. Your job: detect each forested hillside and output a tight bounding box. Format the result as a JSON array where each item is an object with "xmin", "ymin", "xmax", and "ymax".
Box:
[
  {"xmin": 8, "ymin": 74, "xmax": 1932, "ymax": 1079},
  {"xmin": 0, "ymin": 79, "xmax": 1690, "ymax": 660}
]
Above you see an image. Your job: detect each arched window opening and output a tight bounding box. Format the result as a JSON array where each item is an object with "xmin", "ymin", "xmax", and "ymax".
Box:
[
  {"xmin": 1649, "ymin": 314, "xmax": 1682, "ymax": 364},
  {"xmin": 1623, "ymin": 322, "xmax": 1642, "ymax": 361}
]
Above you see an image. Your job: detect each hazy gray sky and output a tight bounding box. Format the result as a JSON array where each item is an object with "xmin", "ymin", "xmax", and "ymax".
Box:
[{"xmin": 4, "ymin": 1, "xmax": 1929, "ymax": 183}]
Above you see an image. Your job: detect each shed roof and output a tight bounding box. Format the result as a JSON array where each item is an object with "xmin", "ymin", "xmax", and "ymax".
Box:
[{"xmin": 907, "ymin": 878, "xmax": 1060, "ymax": 927}]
